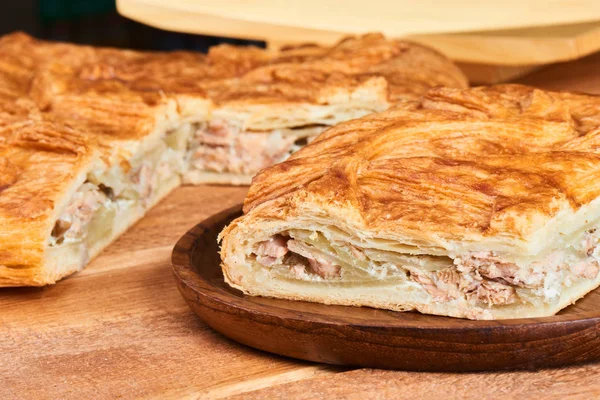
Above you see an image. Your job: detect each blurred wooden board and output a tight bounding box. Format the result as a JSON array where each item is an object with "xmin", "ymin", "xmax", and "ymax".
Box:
[
  {"xmin": 411, "ymin": 21, "xmax": 600, "ymax": 66},
  {"xmin": 458, "ymin": 64, "xmax": 541, "ymax": 85},
  {"xmin": 117, "ymin": 0, "xmax": 600, "ymax": 66}
]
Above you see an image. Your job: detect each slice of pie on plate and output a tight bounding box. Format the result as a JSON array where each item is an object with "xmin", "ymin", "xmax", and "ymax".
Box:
[{"xmin": 220, "ymin": 84, "xmax": 600, "ymax": 320}]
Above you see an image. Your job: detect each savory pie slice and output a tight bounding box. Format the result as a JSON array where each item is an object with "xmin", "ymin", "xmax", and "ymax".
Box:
[
  {"xmin": 220, "ymin": 84, "xmax": 600, "ymax": 320},
  {"xmin": 0, "ymin": 32, "xmax": 466, "ymax": 286}
]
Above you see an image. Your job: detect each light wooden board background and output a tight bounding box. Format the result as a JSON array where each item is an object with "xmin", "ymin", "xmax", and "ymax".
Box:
[
  {"xmin": 2, "ymin": 52, "xmax": 600, "ymax": 399},
  {"xmin": 117, "ymin": 0, "xmax": 600, "ymax": 67},
  {"xmin": 117, "ymin": 0, "xmax": 600, "ymax": 39}
]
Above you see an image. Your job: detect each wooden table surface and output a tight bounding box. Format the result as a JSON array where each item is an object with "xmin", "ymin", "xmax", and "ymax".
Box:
[{"xmin": 2, "ymin": 53, "xmax": 600, "ymax": 400}]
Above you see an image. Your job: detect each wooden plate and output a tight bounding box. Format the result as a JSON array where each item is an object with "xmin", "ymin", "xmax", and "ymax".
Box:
[{"xmin": 172, "ymin": 205, "xmax": 600, "ymax": 372}]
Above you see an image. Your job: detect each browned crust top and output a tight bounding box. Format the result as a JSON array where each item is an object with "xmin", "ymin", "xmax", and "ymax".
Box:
[{"xmin": 244, "ymin": 84, "xmax": 600, "ymax": 241}]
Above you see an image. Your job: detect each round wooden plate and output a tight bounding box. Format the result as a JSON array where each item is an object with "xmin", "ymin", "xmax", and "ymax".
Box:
[{"xmin": 172, "ymin": 205, "xmax": 600, "ymax": 372}]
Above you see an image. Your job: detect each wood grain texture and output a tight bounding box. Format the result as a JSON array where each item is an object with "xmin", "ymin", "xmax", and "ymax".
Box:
[
  {"xmin": 230, "ymin": 366, "xmax": 600, "ymax": 400},
  {"xmin": 517, "ymin": 51, "xmax": 600, "ymax": 94},
  {"xmin": 456, "ymin": 63, "xmax": 540, "ymax": 84},
  {"xmin": 1, "ymin": 54, "xmax": 600, "ymax": 399},
  {"xmin": 463, "ymin": 48, "xmax": 600, "ymax": 86}
]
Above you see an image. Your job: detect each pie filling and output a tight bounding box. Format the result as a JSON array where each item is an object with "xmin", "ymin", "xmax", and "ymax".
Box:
[
  {"xmin": 251, "ymin": 229, "xmax": 600, "ymax": 308},
  {"xmin": 47, "ymin": 122, "xmax": 197, "ymax": 263},
  {"xmin": 186, "ymin": 119, "xmax": 326, "ymax": 176},
  {"xmin": 46, "ymin": 118, "xmax": 324, "ymax": 265}
]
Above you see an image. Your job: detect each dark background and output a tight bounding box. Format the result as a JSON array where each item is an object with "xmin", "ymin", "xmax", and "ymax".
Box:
[{"xmin": 0, "ymin": 0, "xmax": 264, "ymax": 52}]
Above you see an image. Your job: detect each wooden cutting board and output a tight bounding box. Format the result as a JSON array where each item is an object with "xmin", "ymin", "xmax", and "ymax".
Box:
[{"xmin": 116, "ymin": 0, "xmax": 600, "ymax": 67}]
